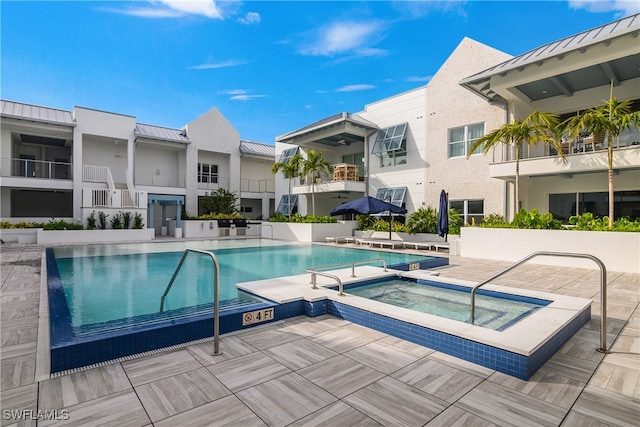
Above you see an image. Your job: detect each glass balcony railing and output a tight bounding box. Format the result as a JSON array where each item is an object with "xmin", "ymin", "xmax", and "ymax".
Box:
[{"xmin": 1, "ymin": 157, "xmax": 72, "ymax": 179}]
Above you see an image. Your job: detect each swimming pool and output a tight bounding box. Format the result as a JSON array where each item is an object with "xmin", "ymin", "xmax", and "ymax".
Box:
[
  {"xmin": 52, "ymin": 242, "xmax": 440, "ymax": 326},
  {"xmin": 47, "ymin": 240, "xmax": 448, "ymax": 372},
  {"xmin": 344, "ymin": 277, "xmax": 550, "ymax": 331}
]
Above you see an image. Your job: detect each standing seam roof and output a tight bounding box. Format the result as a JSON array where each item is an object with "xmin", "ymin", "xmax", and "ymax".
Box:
[{"xmin": 0, "ymin": 100, "xmax": 75, "ymax": 126}]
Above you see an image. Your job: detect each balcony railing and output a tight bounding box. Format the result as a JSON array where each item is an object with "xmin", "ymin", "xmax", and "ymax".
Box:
[
  {"xmin": 496, "ymin": 130, "xmax": 640, "ymax": 163},
  {"xmin": 241, "ymin": 179, "xmax": 275, "ymax": 193},
  {"xmin": 135, "ymin": 169, "xmax": 186, "ymax": 188},
  {"xmin": 197, "ymin": 176, "xmax": 230, "ymax": 191},
  {"xmin": 83, "ymin": 188, "xmax": 146, "ymax": 209},
  {"xmin": 1, "ymin": 157, "xmax": 72, "ymax": 179}
]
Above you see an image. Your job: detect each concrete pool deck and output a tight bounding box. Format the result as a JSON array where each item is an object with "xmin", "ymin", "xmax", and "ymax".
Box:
[{"xmin": 1, "ymin": 241, "xmax": 638, "ymax": 426}]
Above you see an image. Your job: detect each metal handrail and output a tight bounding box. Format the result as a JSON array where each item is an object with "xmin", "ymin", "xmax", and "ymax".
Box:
[
  {"xmin": 306, "ymin": 258, "xmax": 388, "ymax": 296},
  {"xmin": 469, "ymin": 251, "xmax": 608, "ymax": 352},
  {"xmin": 159, "ymin": 248, "xmax": 222, "ymax": 356},
  {"xmin": 305, "ymin": 270, "xmax": 344, "ymax": 296}
]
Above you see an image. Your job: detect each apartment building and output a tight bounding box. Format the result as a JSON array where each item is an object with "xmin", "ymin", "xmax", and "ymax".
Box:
[
  {"xmin": 274, "ymin": 14, "xmax": 640, "ymax": 223},
  {"xmin": 0, "ymin": 103, "xmax": 275, "ymax": 232}
]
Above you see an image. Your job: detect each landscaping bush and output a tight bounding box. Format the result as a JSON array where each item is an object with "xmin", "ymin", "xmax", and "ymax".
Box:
[
  {"xmin": 569, "ymin": 213, "xmax": 640, "ymax": 232},
  {"xmin": 448, "ymin": 208, "xmax": 463, "ymax": 235},
  {"xmin": 86, "ymin": 211, "xmax": 97, "ymax": 230},
  {"xmin": 133, "ymin": 213, "xmax": 144, "ymax": 229},
  {"xmin": 98, "ymin": 211, "xmax": 108, "ymax": 229},
  {"xmin": 268, "ymin": 213, "xmax": 337, "ymax": 223},
  {"xmin": 356, "ymin": 214, "xmax": 375, "ymax": 231},
  {"xmin": 42, "ymin": 219, "xmax": 83, "ymax": 230},
  {"xmin": 370, "ymin": 218, "xmax": 409, "ymax": 233},
  {"xmin": 407, "ymin": 207, "xmax": 437, "ymax": 234},
  {"xmin": 122, "ymin": 211, "xmax": 132, "ymax": 229},
  {"xmin": 110, "ymin": 212, "xmax": 124, "ymax": 229},
  {"xmin": 0, "ymin": 221, "xmax": 42, "ymax": 229}
]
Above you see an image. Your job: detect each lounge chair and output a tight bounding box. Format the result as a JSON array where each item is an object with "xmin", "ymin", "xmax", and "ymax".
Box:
[
  {"xmin": 354, "ymin": 230, "xmax": 376, "ymax": 245},
  {"xmin": 325, "ymin": 235, "xmax": 355, "ymax": 244}
]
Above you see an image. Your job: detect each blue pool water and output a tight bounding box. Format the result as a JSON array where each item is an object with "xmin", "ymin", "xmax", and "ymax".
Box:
[
  {"xmin": 345, "ymin": 278, "xmax": 551, "ymax": 331},
  {"xmin": 53, "ymin": 244, "xmax": 437, "ymax": 327}
]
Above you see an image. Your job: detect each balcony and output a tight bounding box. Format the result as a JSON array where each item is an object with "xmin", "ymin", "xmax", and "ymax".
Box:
[
  {"xmin": 241, "ymin": 179, "xmax": 275, "ymax": 193},
  {"xmin": 293, "ymin": 163, "xmax": 366, "ymax": 195},
  {"xmin": 1, "ymin": 157, "xmax": 72, "ymax": 180},
  {"xmin": 135, "ymin": 169, "xmax": 186, "ymax": 188}
]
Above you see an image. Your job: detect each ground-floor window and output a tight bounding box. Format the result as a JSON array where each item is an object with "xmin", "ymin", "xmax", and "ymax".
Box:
[
  {"xmin": 449, "ymin": 199, "xmax": 484, "ymax": 225},
  {"xmin": 549, "ymin": 191, "xmax": 640, "ymax": 222},
  {"xmin": 11, "ymin": 190, "xmax": 73, "ymax": 217}
]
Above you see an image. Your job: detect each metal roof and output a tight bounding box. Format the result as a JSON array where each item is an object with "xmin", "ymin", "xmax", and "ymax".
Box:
[
  {"xmin": 0, "ymin": 100, "xmax": 75, "ymax": 126},
  {"xmin": 134, "ymin": 123, "xmax": 190, "ymax": 144},
  {"xmin": 276, "ymin": 112, "xmax": 378, "ymax": 147},
  {"xmin": 240, "ymin": 140, "xmax": 275, "ymax": 157},
  {"xmin": 461, "ymin": 13, "xmax": 640, "ymax": 102}
]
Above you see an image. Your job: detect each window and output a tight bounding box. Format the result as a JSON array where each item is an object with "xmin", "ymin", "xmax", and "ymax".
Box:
[
  {"xmin": 276, "ymin": 194, "xmax": 298, "ymax": 215},
  {"xmin": 198, "ymin": 163, "xmax": 218, "ymax": 183},
  {"xmin": 278, "ymin": 147, "xmax": 299, "ymax": 163},
  {"xmin": 371, "ymin": 123, "xmax": 408, "ymax": 167},
  {"xmin": 375, "ymin": 187, "xmax": 407, "ymax": 207},
  {"xmin": 342, "ymin": 152, "xmax": 364, "ymax": 177},
  {"xmin": 549, "ymin": 191, "xmax": 640, "ymax": 221},
  {"xmin": 448, "ymin": 123, "xmax": 484, "ymax": 158},
  {"xmin": 450, "ymin": 199, "xmax": 484, "ymax": 224}
]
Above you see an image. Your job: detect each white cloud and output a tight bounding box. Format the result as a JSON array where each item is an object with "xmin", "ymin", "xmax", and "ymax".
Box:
[
  {"xmin": 568, "ymin": 0, "xmax": 640, "ymax": 15},
  {"xmin": 218, "ymin": 89, "xmax": 266, "ymax": 101},
  {"xmin": 335, "ymin": 84, "xmax": 376, "ymax": 92},
  {"xmin": 189, "ymin": 60, "xmax": 249, "ymax": 70},
  {"xmin": 299, "ymin": 20, "xmax": 387, "ymax": 57},
  {"xmin": 406, "ymin": 75, "xmax": 432, "ymax": 83},
  {"xmin": 102, "ymin": 0, "xmax": 225, "ymax": 19},
  {"xmin": 158, "ymin": 1, "xmax": 223, "ymax": 19},
  {"xmin": 238, "ymin": 12, "xmax": 261, "ymax": 25}
]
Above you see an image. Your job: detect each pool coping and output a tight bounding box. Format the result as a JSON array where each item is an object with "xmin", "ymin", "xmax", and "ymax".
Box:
[{"xmin": 237, "ymin": 267, "xmax": 592, "ymax": 357}]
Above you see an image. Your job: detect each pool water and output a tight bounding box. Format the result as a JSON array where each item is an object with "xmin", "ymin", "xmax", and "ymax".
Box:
[
  {"xmin": 53, "ymin": 243, "xmax": 436, "ymax": 327},
  {"xmin": 346, "ymin": 278, "xmax": 551, "ymax": 331}
]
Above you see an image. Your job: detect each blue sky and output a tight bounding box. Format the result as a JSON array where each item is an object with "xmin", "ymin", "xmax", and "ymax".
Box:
[{"xmin": 2, "ymin": 1, "xmax": 639, "ymax": 144}]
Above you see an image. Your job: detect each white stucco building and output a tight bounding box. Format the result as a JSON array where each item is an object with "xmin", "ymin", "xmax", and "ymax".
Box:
[
  {"xmin": 0, "ymin": 103, "xmax": 275, "ymax": 233},
  {"xmin": 274, "ymin": 14, "xmax": 640, "ymax": 224}
]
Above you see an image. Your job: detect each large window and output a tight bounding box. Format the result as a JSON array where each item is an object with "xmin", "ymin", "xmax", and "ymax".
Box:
[
  {"xmin": 198, "ymin": 163, "xmax": 218, "ymax": 184},
  {"xmin": 549, "ymin": 191, "xmax": 640, "ymax": 222},
  {"xmin": 450, "ymin": 199, "xmax": 484, "ymax": 224},
  {"xmin": 278, "ymin": 147, "xmax": 299, "ymax": 163},
  {"xmin": 371, "ymin": 123, "xmax": 408, "ymax": 167},
  {"xmin": 448, "ymin": 123, "xmax": 484, "ymax": 158},
  {"xmin": 276, "ymin": 194, "xmax": 298, "ymax": 215},
  {"xmin": 375, "ymin": 187, "xmax": 407, "ymax": 207},
  {"xmin": 342, "ymin": 152, "xmax": 365, "ymax": 177}
]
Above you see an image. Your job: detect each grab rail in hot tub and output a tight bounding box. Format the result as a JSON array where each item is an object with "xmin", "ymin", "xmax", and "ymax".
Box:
[
  {"xmin": 306, "ymin": 258, "xmax": 388, "ymax": 296},
  {"xmin": 159, "ymin": 248, "xmax": 222, "ymax": 356},
  {"xmin": 470, "ymin": 251, "xmax": 608, "ymax": 353}
]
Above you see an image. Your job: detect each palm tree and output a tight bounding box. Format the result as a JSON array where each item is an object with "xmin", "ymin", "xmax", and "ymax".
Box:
[
  {"xmin": 468, "ymin": 109, "xmax": 564, "ymax": 218},
  {"xmin": 559, "ymin": 84, "xmax": 640, "ymax": 227},
  {"xmin": 271, "ymin": 153, "xmax": 302, "ymax": 219},
  {"xmin": 300, "ymin": 150, "xmax": 332, "ymax": 216}
]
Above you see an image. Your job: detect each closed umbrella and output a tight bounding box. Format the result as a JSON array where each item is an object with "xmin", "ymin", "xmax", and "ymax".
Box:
[
  {"xmin": 437, "ymin": 190, "xmax": 449, "ymax": 241},
  {"xmin": 330, "ymin": 196, "xmax": 407, "ymax": 240}
]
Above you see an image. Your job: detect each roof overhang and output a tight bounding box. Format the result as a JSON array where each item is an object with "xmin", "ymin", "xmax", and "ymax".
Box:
[
  {"xmin": 276, "ymin": 112, "xmax": 378, "ymax": 148},
  {"xmin": 460, "ymin": 14, "xmax": 640, "ymax": 107}
]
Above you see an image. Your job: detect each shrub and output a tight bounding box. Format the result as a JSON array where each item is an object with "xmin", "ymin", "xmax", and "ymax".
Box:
[
  {"xmin": 370, "ymin": 218, "xmax": 409, "ymax": 232},
  {"xmin": 98, "ymin": 211, "xmax": 108, "ymax": 230},
  {"xmin": 133, "ymin": 213, "xmax": 144, "ymax": 229},
  {"xmin": 407, "ymin": 207, "xmax": 437, "ymax": 234},
  {"xmin": 122, "ymin": 211, "xmax": 132, "ymax": 229},
  {"xmin": 0, "ymin": 221, "xmax": 42, "ymax": 229},
  {"xmin": 569, "ymin": 213, "xmax": 640, "ymax": 232},
  {"xmin": 86, "ymin": 211, "xmax": 97, "ymax": 230},
  {"xmin": 510, "ymin": 209, "xmax": 562, "ymax": 230},
  {"xmin": 201, "ymin": 188, "xmax": 239, "ymax": 215},
  {"xmin": 110, "ymin": 212, "xmax": 123, "ymax": 229},
  {"xmin": 42, "ymin": 219, "xmax": 83, "ymax": 230},
  {"xmin": 268, "ymin": 213, "xmax": 336, "ymax": 223},
  {"xmin": 448, "ymin": 208, "xmax": 463, "ymax": 235},
  {"xmin": 479, "ymin": 213, "xmax": 512, "ymax": 229},
  {"xmin": 198, "ymin": 212, "xmax": 244, "ymax": 220},
  {"xmin": 356, "ymin": 214, "xmax": 375, "ymax": 231}
]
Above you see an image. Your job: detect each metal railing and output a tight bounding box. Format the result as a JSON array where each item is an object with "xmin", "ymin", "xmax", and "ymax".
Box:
[
  {"xmin": 306, "ymin": 258, "xmax": 388, "ymax": 296},
  {"xmin": 469, "ymin": 251, "xmax": 608, "ymax": 352},
  {"xmin": 159, "ymin": 249, "xmax": 222, "ymax": 356},
  {"xmin": 2, "ymin": 157, "xmax": 72, "ymax": 179}
]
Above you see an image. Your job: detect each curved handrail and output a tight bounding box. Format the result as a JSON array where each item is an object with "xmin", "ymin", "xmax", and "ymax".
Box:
[
  {"xmin": 305, "ymin": 269, "xmax": 344, "ymax": 296},
  {"xmin": 306, "ymin": 258, "xmax": 388, "ymax": 296},
  {"xmin": 159, "ymin": 248, "xmax": 221, "ymax": 355},
  {"xmin": 469, "ymin": 251, "xmax": 608, "ymax": 352}
]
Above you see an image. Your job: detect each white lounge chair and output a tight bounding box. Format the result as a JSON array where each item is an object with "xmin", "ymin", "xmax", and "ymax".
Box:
[
  {"xmin": 325, "ymin": 236, "xmax": 355, "ymax": 244},
  {"xmin": 354, "ymin": 230, "xmax": 376, "ymax": 245}
]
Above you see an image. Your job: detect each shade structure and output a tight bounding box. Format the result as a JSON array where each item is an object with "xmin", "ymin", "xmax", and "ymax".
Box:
[
  {"xmin": 437, "ymin": 189, "xmax": 449, "ymax": 240},
  {"xmin": 331, "ymin": 196, "xmax": 407, "ymax": 240},
  {"xmin": 330, "ymin": 196, "xmax": 407, "ymax": 216}
]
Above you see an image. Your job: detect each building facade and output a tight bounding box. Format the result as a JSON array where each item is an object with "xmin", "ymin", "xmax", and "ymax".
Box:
[
  {"xmin": 274, "ymin": 14, "xmax": 640, "ymax": 224},
  {"xmin": 0, "ymin": 102, "xmax": 275, "ymax": 232}
]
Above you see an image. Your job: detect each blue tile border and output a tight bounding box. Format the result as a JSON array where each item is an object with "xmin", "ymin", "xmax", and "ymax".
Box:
[{"xmin": 326, "ymin": 299, "xmax": 590, "ymax": 380}]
